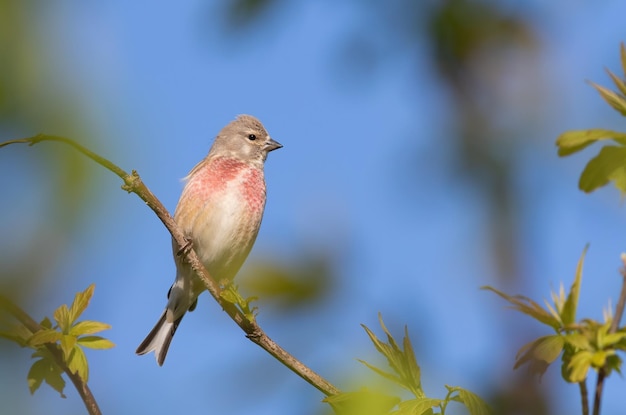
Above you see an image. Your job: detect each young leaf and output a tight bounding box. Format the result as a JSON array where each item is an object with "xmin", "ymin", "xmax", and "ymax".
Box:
[
  {"xmin": 53, "ymin": 304, "xmax": 71, "ymax": 333},
  {"xmin": 395, "ymin": 398, "xmax": 442, "ymax": 415},
  {"xmin": 589, "ymin": 81, "xmax": 626, "ymax": 116},
  {"xmin": 578, "ymin": 145, "xmax": 626, "ymax": 193},
  {"xmin": 77, "ymin": 335, "xmax": 115, "ymax": 349},
  {"xmin": 27, "ymin": 355, "xmax": 66, "ymax": 398},
  {"xmin": 563, "ymin": 332, "xmax": 591, "ymax": 350},
  {"xmin": 567, "ymin": 350, "xmax": 592, "ymax": 383},
  {"xmin": 28, "ymin": 328, "xmax": 62, "ymax": 347},
  {"xmin": 561, "ymin": 246, "xmax": 588, "ymax": 326},
  {"xmin": 556, "ymin": 129, "xmax": 626, "ymax": 157},
  {"xmin": 67, "ymin": 345, "xmax": 89, "ymax": 382},
  {"xmin": 481, "ymin": 286, "xmax": 561, "ymax": 330},
  {"xmin": 68, "ymin": 284, "xmax": 95, "ymax": 324},
  {"xmin": 447, "ymin": 386, "xmax": 493, "ymax": 415},
  {"xmin": 514, "ymin": 335, "xmax": 564, "ymax": 378},
  {"xmin": 69, "ymin": 320, "xmax": 111, "ymax": 336},
  {"xmin": 323, "ymin": 388, "xmax": 400, "ymax": 415},
  {"xmin": 607, "ymin": 69, "xmax": 626, "ymax": 98},
  {"xmin": 60, "ymin": 334, "xmax": 77, "ymax": 361}
]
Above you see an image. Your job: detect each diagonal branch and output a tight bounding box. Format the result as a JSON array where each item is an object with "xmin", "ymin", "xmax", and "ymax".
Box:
[
  {"xmin": 1, "ymin": 134, "xmax": 340, "ymax": 397},
  {"xmin": 0, "ymin": 295, "xmax": 101, "ymax": 415}
]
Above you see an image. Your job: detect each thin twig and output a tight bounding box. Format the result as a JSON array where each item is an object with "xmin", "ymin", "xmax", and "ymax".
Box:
[
  {"xmin": 579, "ymin": 380, "xmax": 589, "ymax": 415},
  {"xmin": 2, "ymin": 134, "xmax": 341, "ymax": 397},
  {"xmin": 0, "ymin": 295, "xmax": 101, "ymax": 415},
  {"xmin": 592, "ymin": 254, "xmax": 626, "ymax": 415}
]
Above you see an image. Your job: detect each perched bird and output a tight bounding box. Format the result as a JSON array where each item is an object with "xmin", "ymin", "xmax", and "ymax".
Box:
[{"xmin": 136, "ymin": 114, "xmax": 282, "ymax": 365}]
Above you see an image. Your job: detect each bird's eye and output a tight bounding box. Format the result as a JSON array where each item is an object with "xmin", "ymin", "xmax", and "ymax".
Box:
[{"xmin": 248, "ymin": 134, "xmax": 257, "ymax": 141}]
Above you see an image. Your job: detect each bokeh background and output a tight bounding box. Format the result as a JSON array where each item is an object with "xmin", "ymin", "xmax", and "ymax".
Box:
[{"xmin": 1, "ymin": 1, "xmax": 626, "ymax": 414}]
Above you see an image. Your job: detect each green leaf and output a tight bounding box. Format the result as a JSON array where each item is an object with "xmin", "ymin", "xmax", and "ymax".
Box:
[
  {"xmin": 563, "ymin": 332, "xmax": 591, "ymax": 350},
  {"xmin": 447, "ymin": 386, "xmax": 493, "ymax": 415},
  {"xmin": 589, "ymin": 81, "xmax": 626, "ymax": 116},
  {"xmin": 68, "ymin": 284, "xmax": 95, "ymax": 324},
  {"xmin": 40, "ymin": 317, "xmax": 53, "ymax": 329},
  {"xmin": 67, "ymin": 345, "xmax": 89, "ymax": 382},
  {"xmin": 402, "ymin": 326, "xmax": 422, "ymax": 395},
  {"xmin": 28, "ymin": 328, "xmax": 62, "ymax": 347},
  {"xmin": 53, "ymin": 304, "xmax": 71, "ymax": 333},
  {"xmin": 514, "ymin": 335, "xmax": 564, "ymax": 378},
  {"xmin": 69, "ymin": 320, "xmax": 111, "ymax": 336},
  {"xmin": 561, "ymin": 246, "xmax": 588, "ymax": 326},
  {"xmin": 556, "ymin": 129, "xmax": 626, "ymax": 157},
  {"xmin": 481, "ymin": 286, "xmax": 561, "ymax": 330},
  {"xmin": 27, "ymin": 357, "xmax": 66, "ymax": 398},
  {"xmin": 323, "ymin": 388, "xmax": 400, "ymax": 415},
  {"xmin": 567, "ymin": 350, "xmax": 592, "ymax": 383},
  {"xmin": 60, "ymin": 334, "xmax": 77, "ymax": 361},
  {"xmin": 78, "ymin": 335, "xmax": 115, "ymax": 349},
  {"xmin": 396, "ymin": 398, "xmax": 442, "ymax": 415},
  {"xmin": 607, "ymin": 69, "xmax": 626, "ymax": 98},
  {"xmin": 579, "ymin": 145, "xmax": 626, "ymax": 193}
]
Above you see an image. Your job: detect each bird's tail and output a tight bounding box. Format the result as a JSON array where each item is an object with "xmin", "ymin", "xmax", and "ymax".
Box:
[{"xmin": 136, "ymin": 310, "xmax": 184, "ymax": 366}]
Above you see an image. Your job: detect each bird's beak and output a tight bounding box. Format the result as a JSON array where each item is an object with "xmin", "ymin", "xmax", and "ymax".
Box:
[{"xmin": 264, "ymin": 137, "xmax": 283, "ymax": 152}]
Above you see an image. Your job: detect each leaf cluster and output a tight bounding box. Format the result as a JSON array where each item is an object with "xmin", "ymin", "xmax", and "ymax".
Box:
[
  {"xmin": 324, "ymin": 314, "xmax": 492, "ymax": 415},
  {"xmin": 556, "ymin": 43, "xmax": 626, "ymax": 193},
  {"xmin": 0, "ymin": 284, "xmax": 114, "ymax": 397},
  {"xmin": 483, "ymin": 247, "xmax": 626, "ymax": 385}
]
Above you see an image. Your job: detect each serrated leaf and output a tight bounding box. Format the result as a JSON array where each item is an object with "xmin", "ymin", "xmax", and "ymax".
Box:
[
  {"xmin": 482, "ymin": 286, "xmax": 561, "ymax": 330},
  {"xmin": 70, "ymin": 320, "xmax": 111, "ymax": 336},
  {"xmin": 53, "ymin": 304, "xmax": 71, "ymax": 333},
  {"xmin": 69, "ymin": 284, "xmax": 95, "ymax": 324},
  {"xmin": 561, "ymin": 246, "xmax": 588, "ymax": 326},
  {"xmin": 396, "ymin": 398, "xmax": 442, "ymax": 415},
  {"xmin": 449, "ymin": 386, "xmax": 493, "ymax": 415},
  {"xmin": 556, "ymin": 129, "xmax": 626, "ymax": 157},
  {"xmin": 358, "ymin": 359, "xmax": 403, "ymax": 386},
  {"xmin": 323, "ymin": 388, "xmax": 400, "ymax": 415},
  {"xmin": 402, "ymin": 327, "xmax": 422, "ymax": 396},
  {"xmin": 60, "ymin": 335, "xmax": 77, "ymax": 361},
  {"xmin": 78, "ymin": 335, "xmax": 115, "ymax": 349},
  {"xmin": 67, "ymin": 345, "xmax": 89, "ymax": 382},
  {"xmin": 28, "ymin": 329, "xmax": 62, "ymax": 347},
  {"xmin": 590, "ymin": 81, "xmax": 626, "ymax": 116},
  {"xmin": 579, "ymin": 145, "xmax": 626, "ymax": 193}
]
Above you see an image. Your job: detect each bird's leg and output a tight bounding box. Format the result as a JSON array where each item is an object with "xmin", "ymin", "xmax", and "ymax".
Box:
[{"xmin": 176, "ymin": 237, "xmax": 193, "ymax": 257}]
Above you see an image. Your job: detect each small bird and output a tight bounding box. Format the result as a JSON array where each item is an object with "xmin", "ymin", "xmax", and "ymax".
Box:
[{"xmin": 136, "ymin": 114, "xmax": 282, "ymax": 365}]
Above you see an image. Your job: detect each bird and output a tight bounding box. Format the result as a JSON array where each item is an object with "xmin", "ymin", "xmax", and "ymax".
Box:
[{"xmin": 136, "ymin": 114, "xmax": 282, "ymax": 365}]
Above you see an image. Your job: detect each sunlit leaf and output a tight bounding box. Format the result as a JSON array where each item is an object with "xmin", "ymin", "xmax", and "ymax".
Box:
[
  {"xmin": 357, "ymin": 359, "xmax": 402, "ymax": 387},
  {"xmin": 482, "ymin": 286, "xmax": 560, "ymax": 329},
  {"xmin": 590, "ymin": 350, "xmax": 608, "ymax": 368},
  {"xmin": 556, "ymin": 129, "xmax": 626, "ymax": 157},
  {"xmin": 395, "ymin": 398, "xmax": 442, "ymax": 415},
  {"xmin": 69, "ymin": 320, "xmax": 111, "ymax": 336},
  {"xmin": 323, "ymin": 388, "xmax": 400, "ymax": 415},
  {"xmin": 78, "ymin": 335, "xmax": 115, "ymax": 349},
  {"xmin": 590, "ymin": 81, "xmax": 626, "ymax": 116},
  {"xmin": 68, "ymin": 284, "xmax": 95, "ymax": 324},
  {"xmin": 514, "ymin": 335, "xmax": 564, "ymax": 378},
  {"xmin": 607, "ymin": 69, "xmax": 626, "ymax": 98},
  {"xmin": 53, "ymin": 304, "xmax": 71, "ymax": 333},
  {"xmin": 60, "ymin": 334, "xmax": 76, "ymax": 361},
  {"xmin": 567, "ymin": 350, "xmax": 592, "ymax": 383},
  {"xmin": 28, "ymin": 328, "xmax": 62, "ymax": 347},
  {"xmin": 621, "ymin": 42, "xmax": 626, "ymax": 79},
  {"xmin": 67, "ymin": 345, "xmax": 89, "ymax": 382},
  {"xmin": 563, "ymin": 332, "xmax": 591, "ymax": 350},
  {"xmin": 447, "ymin": 386, "xmax": 493, "ymax": 415},
  {"xmin": 579, "ymin": 145, "xmax": 626, "ymax": 193},
  {"xmin": 561, "ymin": 246, "xmax": 587, "ymax": 326}
]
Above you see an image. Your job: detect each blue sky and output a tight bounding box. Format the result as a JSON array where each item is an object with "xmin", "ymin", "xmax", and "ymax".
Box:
[{"xmin": 2, "ymin": 1, "xmax": 626, "ymax": 414}]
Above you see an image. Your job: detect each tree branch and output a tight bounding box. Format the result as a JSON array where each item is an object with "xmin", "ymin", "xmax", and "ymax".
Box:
[
  {"xmin": 592, "ymin": 253, "xmax": 626, "ymax": 415},
  {"xmin": 1, "ymin": 134, "xmax": 340, "ymax": 397},
  {"xmin": 0, "ymin": 295, "xmax": 101, "ymax": 415}
]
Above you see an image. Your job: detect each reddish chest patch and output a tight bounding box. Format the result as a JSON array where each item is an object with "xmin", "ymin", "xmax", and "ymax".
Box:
[{"xmin": 184, "ymin": 157, "xmax": 266, "ymax": 214}]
